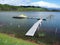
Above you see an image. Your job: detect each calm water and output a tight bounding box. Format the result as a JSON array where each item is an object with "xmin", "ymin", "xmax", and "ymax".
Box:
[{"xmin": 0, "ymin": 11, "xmax": 60, "ymax": 42}]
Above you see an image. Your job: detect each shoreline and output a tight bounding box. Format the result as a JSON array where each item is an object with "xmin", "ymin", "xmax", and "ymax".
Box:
[{"xmin": 0, "ymin": 11, "xmax": 60, "ymax": 12}]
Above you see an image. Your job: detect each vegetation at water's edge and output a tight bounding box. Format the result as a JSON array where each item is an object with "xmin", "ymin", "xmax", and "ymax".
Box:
[
  {"xmin": 0, "ymin": 4, "xmax": 60, "ymax": 11},
  {"xmin": 0, "ymin": 33, "xmax": 38, "ymax": 45}
]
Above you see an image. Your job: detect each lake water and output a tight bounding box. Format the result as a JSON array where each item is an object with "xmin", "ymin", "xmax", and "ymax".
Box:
[{"xmin": 0, "ymin": 11, "xmax": 60, "ymax": 43}]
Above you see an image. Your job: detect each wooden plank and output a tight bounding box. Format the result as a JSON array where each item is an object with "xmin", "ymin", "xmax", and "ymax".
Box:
[{"xmin": 25, "ymin": 19, "xmax": 42, "ymax": 36}]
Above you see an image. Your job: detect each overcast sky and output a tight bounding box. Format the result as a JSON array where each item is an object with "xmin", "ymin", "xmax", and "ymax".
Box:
[{"xmin": 0, "ymin": 0, "xmax": 60, "ymax": 8}]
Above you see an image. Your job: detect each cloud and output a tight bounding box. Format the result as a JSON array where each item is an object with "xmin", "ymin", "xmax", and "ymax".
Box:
[
  {"xmin": 30, "ymin": 1, "xmax": 60, "ymax": 8},
  {"xmin": 0, "ymin": 0, "xmax": 31, "ymax": 6}
]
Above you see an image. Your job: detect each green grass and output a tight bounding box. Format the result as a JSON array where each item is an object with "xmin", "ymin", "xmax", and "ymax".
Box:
[
  {"xmin": 0, "ymin": 33, "xmax": 38, "ymax": 45},
  {"xmin": 17, "ymin": 7, "xmax": 47, "ymax": 11}
]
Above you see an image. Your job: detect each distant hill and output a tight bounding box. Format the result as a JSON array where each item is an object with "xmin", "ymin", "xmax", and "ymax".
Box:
[{"xmin": 0, "ymin": 4, "xmax": 60, "ymax": 11}]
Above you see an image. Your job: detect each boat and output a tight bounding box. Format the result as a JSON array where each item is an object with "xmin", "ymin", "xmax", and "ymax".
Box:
[
  {"xmin": 37, "ymin": 18, "xmax": 40, "ymax": 20},
  {"xmin": 13, "ymin": 14, "xmax": 27, "ymax": 19},
  {"xmin": 42, "ymin": 19, "xmax": 46, "ymax": 21}
]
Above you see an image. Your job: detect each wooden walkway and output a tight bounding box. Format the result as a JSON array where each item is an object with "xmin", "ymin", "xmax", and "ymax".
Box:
[{"xmin": 25, "ymin": 19, "xmax": 43, "ymax": 36}]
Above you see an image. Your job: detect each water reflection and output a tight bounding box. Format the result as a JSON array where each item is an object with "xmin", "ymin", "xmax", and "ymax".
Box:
[{"xmin": 0, "ymin": 12, "xmax": 60, "ymax": 44}]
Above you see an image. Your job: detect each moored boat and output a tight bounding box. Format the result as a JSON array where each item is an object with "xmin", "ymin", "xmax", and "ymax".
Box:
[{"xmin": 13, "ymin": 14, "xmax": 27, "ymax": 19}]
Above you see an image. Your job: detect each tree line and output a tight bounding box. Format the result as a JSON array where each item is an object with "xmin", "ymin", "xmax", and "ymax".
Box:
[{"xmin": 0, "ymin": 4, "xmax": 60, "ymax": 11}]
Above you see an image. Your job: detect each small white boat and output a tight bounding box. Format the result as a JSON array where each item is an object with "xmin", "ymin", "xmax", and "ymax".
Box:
[{"xmin": 13, "ymin": 14, "xmax": 27, "ymax": 19}]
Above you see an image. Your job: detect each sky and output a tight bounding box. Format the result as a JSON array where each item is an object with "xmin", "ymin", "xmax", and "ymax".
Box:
[{"xmin": 0, "ymin": 0, "xmax": 60, "ymax": 8}]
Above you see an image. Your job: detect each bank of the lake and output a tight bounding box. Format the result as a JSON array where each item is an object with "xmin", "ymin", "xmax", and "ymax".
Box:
[
  {"xmin": 0, "ymin": 33, "xmax": 39, "ymax": 45},
  {"xmin": 0, "ymin": 4, "xmax": 60, "ymax": 11}
]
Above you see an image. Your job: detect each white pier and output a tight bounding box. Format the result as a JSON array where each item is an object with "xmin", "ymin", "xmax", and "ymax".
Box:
[{"xmin": 25, "ymin": 19, "xmax": 43, "ymax": 36}]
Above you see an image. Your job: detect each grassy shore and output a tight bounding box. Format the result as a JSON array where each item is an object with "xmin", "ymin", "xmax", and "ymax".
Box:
[{"xmin": 0, "ymin": 33, "xmax": 38, "ymax": 45}]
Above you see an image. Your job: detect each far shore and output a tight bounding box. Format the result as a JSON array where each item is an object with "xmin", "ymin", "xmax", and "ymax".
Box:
[{"xmin": 0, "ymin": 11, "xmax": 60, "ymax": 12}]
